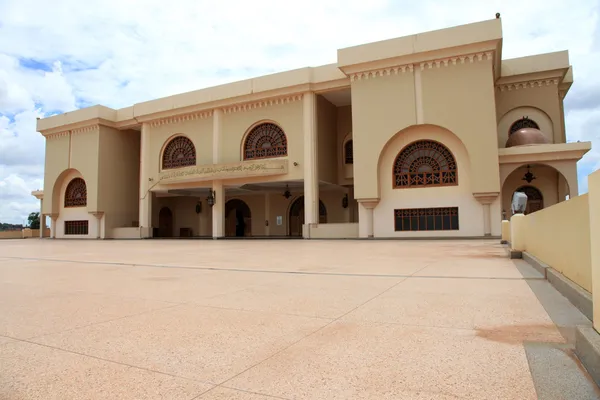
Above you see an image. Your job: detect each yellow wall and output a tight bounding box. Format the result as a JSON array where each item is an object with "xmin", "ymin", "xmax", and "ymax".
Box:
[
  {"xmin": 0, "ymin": 231, "xmax": 23, "ymax": 239},
  {"xmin": 317, "ymin": 95, "xmax": 338, "ymax": 184},
  {"xmin": 421, "ymin": 60, "xmax": 500, "ymax": 194},
  {"xmin": 496, "ymin": 84, "xmax": 563, "ymax": 144},
  {"xmin": 42, "ymin": 135, "xmax": 69, "ymax": 214},
  {"xmin": 589, "ymin": 170, "xmax": 600, "ymax": 329},
  {"xmin": 70, "ymin": 129, "xmax": 100, "ymax": 211},
  {"xmin": 522, "ymin": 194, "xmax": 592, "ymax": 292}
]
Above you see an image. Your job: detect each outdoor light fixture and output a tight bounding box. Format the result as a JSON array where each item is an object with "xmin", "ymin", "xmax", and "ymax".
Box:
[
  {"xmin": 342, "ymin": 193, "xmax": 349, "ymax": 209},
  {"xmin": 283, "ymin": 185, "xmax": 292, "ymax": 199},
  {"xmin": 522, "ymin": 165, "xmax": 536, "ymax": 184},
  {"xmin": 207, "ymin": 190, "xmax": 216, "ymax": 207},
  {"xmin": 195, "ymin": 201, "xmax": 202, "ymax": 214}
]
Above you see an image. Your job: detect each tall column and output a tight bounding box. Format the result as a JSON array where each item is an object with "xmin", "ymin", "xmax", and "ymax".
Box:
[
  {"xmin": 213, "ymin": 108, "xmax": 222, "ymax": 163},
  {"xmin": 39, "ymin": 199, "xmax": 44, "ymax": 238},
  {"xmin": 303, "ymin": 92, "xmax": 318, "ymax": 238},
  {"xmin": 91, "ymin": 212, "xmax": 104, "ymax": 239},
  {"xmin": 50, "ymin": 214, "xmax": 57, "ymax": 238},
  {"xmin": 139, "ymin": 122, "xmax": 153, "ymax": 238},
  {"xmin": 264, "ymin": 193, "xmax": 270, "ymax": 237},
  {"xmin": 212, "ymin": 180, "xmax": 225, "ymax": 239}
]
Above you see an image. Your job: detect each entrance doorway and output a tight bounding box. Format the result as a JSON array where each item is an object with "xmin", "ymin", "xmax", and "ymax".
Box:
[
  {"xmin": 158, "ymin": 207, "xmax": 173, "ymax": 237},
  {"xmin": 288, "ymin": 196, "xmax": 327, "ymax": 237},
  {"xmin": 515, "ymin": 186, "xmax": 544, "ymax": 214},
  {"xmin": 225, "ymin": 199, "xmax": 252, "ymax": 237}
]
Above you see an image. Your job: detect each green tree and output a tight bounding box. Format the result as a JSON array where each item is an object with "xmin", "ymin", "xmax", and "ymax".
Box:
[{"xmin": 27, "ymin": 212, "xmax": 40, "ymax": 229}]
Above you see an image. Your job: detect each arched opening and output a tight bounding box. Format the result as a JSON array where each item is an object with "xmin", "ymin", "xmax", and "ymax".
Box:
[
  {"xmin": 509, "ymin": 117, "xmax": 540, "ymax": 135},
  {"xmin": 515, "ymin": 186, "xmax": 544, "ymax": 215},
  {"xmin": 162, "ymin": 135, "xmax": 196, "ymax": 170},
  {"xmin": 344, "ymin": 140, "xmax": 353, "ymax": 164},
  {"xmin": 158, "ymin": 207, "xmax": 173, "ymax": 237},
  {"xmin": 225, "ymin": 199, "xmax": 252, "ymax": 237},
  {"xmin": 288, "ymin": 196, "xmax": 327, "ymax": 237},
  {"xmin": 64, "ymin": 177, "xmax": 87, "ymax": 207},
  {"xmin": 243, "ymin": 122, "xmax": 287, "ymax": 160},
  {"xmin": 393, "ymin": 139, "xmax": 457, "ymax": 188}
]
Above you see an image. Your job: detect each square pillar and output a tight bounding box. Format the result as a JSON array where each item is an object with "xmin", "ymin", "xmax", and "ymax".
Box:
[
  {"xmin": 50, "ymin": 214, "xmax": 57, "ymax": 238},
  {"xmin": 474, "ymin": 192, "xmax": 499, "ymax": 236},
  {"xmin": 139, "ymin": 122, "xmax": 153, "ymax": 238},
  {"xmin": 357, "ymin": 200, "xmax": 379, "ymax": 238},
  {"xmin": 213, "ymin": 108, "xmax": 222, "ymax": 163},
  {"xmin": 211, "ymin": 180, "xmax": 225, "ymax": 239},
  {"xmin": 303, "ymin": 92, "xmax": 318, "ymax": 238},
  {"xmin": 589, "ymin": 170, "xmax": 600, "ymax": 332}
]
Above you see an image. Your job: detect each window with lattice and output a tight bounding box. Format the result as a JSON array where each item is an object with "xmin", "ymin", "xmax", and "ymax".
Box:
[
  {"xmin": 243, "ymin": 123, "xmax": 287, "ymax": 160},
  {"xmin": 393, "ymin": 140, "xmax": 457, "ymax": 188},
  {"xmin": 64, "ymin": 178, "xmax": 87, "ymax": 207},
  {"xmin": 64, "ymin": 220, "xmax": 89, "ymax": 235},
  {"xmin": 394, "ymin": 207, "xmax": 459, "ymax": 231},
  {"xmin": 509, "ymin": 117, "xmax": 539, "ymax": 135},
  {"xmin": 344, "ymin": 140, "xmax": 353, "ymax": 164},
  {"xmin": 162, "ymin": 136, "xmax": 196, "ymax": 169}
]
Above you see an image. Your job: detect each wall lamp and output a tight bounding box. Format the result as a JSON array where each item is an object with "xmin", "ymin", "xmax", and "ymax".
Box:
[
  {"xmin": 207, "ymin": 190, "xmax": 216, "ymax": 207},
  {"xmin": 342, "ymin": 193, "xmax": 349, "ymax": 209}
]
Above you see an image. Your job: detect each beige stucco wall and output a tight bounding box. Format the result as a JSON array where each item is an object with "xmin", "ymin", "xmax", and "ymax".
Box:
[
  {"xmin": 153, "ymin": 195, "xmax": 212, "ymax": 237},
  {"xmin": 351, "ymin": 72, "xmax": 416, "ymax": 199},
  {"xmin": 317, "ymin": 95, "xmax": 338, "ymax": 184},
  {"xmin": 421, "ymin": 59, "xmax": 500, "ymax": 195},
  {"xmin": 496, "ymin": 85, "xmax": 563, "ymax": 144},
  {"xmin": 588, "ymin": 170, "xmax": 600, "ymax": 329},
  {"xmin": 69, "ymin": 129, "xmax": 100, "ymax": 212},
  {"xmin": 98, "ymin": 127, "xmax": 140, "ymax": 236},
  {"xmin": 374, "ymin": 124, "xmax": 484, "ymax": 237},
  {"xmin": 497, "ymin": 106, "xmax": 554, "ymax": 148},
  {"xmin": 147, "ymin": 117, "xmax": 213, "ymax": 181},
  {"xmin": 220, "ymin": 101, "xmax": 304, "ymax": 183},
  {"xmin": 56, "ymin": 169, "xmax": 97, "ymax": 239},
  {"xmin": 522, "ymin": 194, "xmax": 592, "ymax": 292}
]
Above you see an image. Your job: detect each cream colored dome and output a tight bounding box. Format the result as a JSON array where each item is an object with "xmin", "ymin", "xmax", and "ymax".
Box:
[{"xmin": 506, "ymin": 128, "xmax": 549, "ymax": 148}]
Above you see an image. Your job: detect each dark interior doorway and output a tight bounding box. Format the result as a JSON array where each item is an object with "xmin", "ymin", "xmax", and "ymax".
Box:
[
  {"xmin": 288, "ymin": 196, "xmax": 327, "ymax": 237},
  {"xmin": 158, "ymin": 207, "xmax": 173, "ymax": 237},
  {"xmin": 225, "ymin": 199, "xmax": 252, "ymax": 237}
]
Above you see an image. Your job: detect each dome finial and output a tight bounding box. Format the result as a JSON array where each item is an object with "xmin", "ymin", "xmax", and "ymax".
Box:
[{"xmin": 496, "ymin": 13, "xmax": 501, "ymax": 19}]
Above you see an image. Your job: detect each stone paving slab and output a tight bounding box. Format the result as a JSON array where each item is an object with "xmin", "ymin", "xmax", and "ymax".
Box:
[{"xmin": 0, "ymin": 239, "xmax": 597, "ymax": 399}]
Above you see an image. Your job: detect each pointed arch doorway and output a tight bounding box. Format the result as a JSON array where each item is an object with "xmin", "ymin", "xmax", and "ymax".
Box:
[
  {"xmin": 225, "ymin": 199, "xmax": 252, "ymax": 237},
  {"xmin": 288, "ymin": 196, "xmax": 327, "ymax": 237},
  {"xmin": 515, "ymin": 186, "xmax": 544, "ymax": 214}
]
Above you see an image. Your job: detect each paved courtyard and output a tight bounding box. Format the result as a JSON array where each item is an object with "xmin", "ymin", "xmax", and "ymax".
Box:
[{"xmin": 0, "ymin": 239, "xmax": 598, "ymax": 399}]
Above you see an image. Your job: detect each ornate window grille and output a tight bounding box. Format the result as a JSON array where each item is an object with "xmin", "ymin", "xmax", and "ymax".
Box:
[
  {"xmin": 64, "ymin": 220, "xmax": 89, "ymax": 235},
  {"xmin": 243, "ymin": 123, "xmax": 287, "ymax": 160},
  {"xmin": 394, "ymin": 207, "xmax": 459, "ymax": 231},
  {"xmin": 64, "ymin": 178, "xmax": 87, "ymax": 207},
  {"xmin": 162, "ymin": 136, "xmax": 196, "ymax": 169},
  {"xmin": 509, "ymin": 117, "xmax": 539, "ymax": 135},
  {"xmin": 393, "ymin": 140, "xmax": 457, "ymax": 188},
  {"xmin": 344, "ymin": 140, "xmax": 353, "ymax": 164}
]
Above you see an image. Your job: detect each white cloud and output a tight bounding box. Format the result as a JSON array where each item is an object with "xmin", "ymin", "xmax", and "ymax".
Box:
[{"xmin": 0, "ymin": 0, "xmax": 599, "ymax": 223}]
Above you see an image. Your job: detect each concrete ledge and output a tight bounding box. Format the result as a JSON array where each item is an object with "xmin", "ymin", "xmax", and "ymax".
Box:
[
  {"xmin": 510, "ymin": 250, "xmax": 522, "ymax": 259},
  {"xmin": 576, "ymin": 326, "xmax": 600, "ymax": 387},
  {"xmin": 522, "ymin": 252, "xmax": 548, "ymax": 279},
  {"xmin": 523, "ymin": 252, "xmax": 593, "ymax": 321}
]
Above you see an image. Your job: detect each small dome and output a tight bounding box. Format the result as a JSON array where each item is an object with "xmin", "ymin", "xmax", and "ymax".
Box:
[{"xmin": 506, "ymin": 128, "xmax": 549, "ymax": 148}]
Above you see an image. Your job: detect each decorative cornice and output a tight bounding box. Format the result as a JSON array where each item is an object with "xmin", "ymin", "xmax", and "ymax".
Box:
[
  {"xmin": 46, "ymin": 131, "xmax": 69, "ymax": 140},
  {"xmin": 350, "ymin": 65, "xmax": 413, "ymax": 82},
  {"xmin": 349, "ymin": 51, "xmax": 493, "ymax": 82},
  {"xmin": 223, "ymin": 95, "xmax": 302, "ymax": 114},
  {"xmin": 497, "ymin": 79, "xmax": 559, "ymax": 92},
  {"xmin": 46, "ymin": 124, "xmax": 100, "ymax": 139},
  {"xmin": 149, "ymin": 111, "xmax": 213, "ymax": 127},
  {"xmin": 419, "ymin": 52, "xmax": 493, "ymax": 70},
  {"xmin": 72, "ymin": 125, "xmax": 99, "ymax": 135}
]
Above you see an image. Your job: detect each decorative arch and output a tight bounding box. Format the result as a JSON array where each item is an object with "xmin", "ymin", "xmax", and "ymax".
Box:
[
  {"xmin": 64, "ymin": 177, "xmax": 87, "ymax": 207},
  {"xmin": 243, "ymin": 122, "xmax": 287, "ymax": 160},
  {"xmin": 288, "ymin": 196, "xmax": 327, "ymax": 236},
  {"xmin": 509, "ymin": 117, "xmax": 539, "ymax": 135},
  {"xmin": 162, "ymin": 135, "xmax": 196, "ymax": 170},
  {"xmin": 393, "ymin": 139, "xmax": 458, "ymax": 188},
  {"xmin": 497, "ymin": 106, "xmax": 554, "ymax": 148},
  {"xmin": 344, "ymin": 139, "xmax": 353, "ymax": 164},
  {"xmin": 225, "ymin": 199, "xmax": 252, "ymax": 237}
]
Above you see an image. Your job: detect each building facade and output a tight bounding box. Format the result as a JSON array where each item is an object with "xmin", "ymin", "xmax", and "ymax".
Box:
[{"xmin": 33, "ymin": 17, "xmax": 591, "ymax": 239}]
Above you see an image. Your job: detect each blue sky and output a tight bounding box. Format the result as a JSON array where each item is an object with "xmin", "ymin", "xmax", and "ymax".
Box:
[{"xmin": 0, "ymin": 0, "xmax": 599, "ymax": 224}]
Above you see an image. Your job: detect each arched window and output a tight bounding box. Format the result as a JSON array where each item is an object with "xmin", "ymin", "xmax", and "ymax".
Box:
[
  {"xmin": 64, "ymin": 178, "xmax": 87, "ymax": 207},
  {"xmin": 393, "ymin": 140, "xmax": 457, "ymax": 188},
  {"xmin": 509, "ymin": 117, "xmax": 539, "ymax": 135},
  {"xmin": 243, "ymin": 122, "xmax": 287, "ymax": 160},
  {"xmin": 344, "ymin": 140, "xmax": 353, "ymax": 164},
  {"xmin": 162, "ymin": 136, "xmax": 196, "ymax": 170}
]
